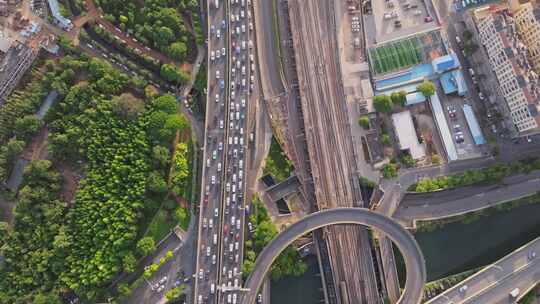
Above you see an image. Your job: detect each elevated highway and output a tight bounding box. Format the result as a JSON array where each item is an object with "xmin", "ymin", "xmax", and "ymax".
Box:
[
  {"xmin": 427, "ymin": 236, "xmax": 540, "ymax": 304},
  {"xmin": 241, "ymin": 208, "xmax": 426, "ymax": 304}
]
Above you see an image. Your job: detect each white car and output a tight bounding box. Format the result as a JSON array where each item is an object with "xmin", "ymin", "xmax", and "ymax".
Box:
[
  {"xmin": 222, "ymin": 47, "xmax": 226, "ymax": 57},
  {"xmin": 215, "ymin": 94, "xmax": 219, "ymax": 103},
  {"xmin": 219, "ymin": 142, "xmax": 223, "ymax": 150},
  {"xmin": 214, "ymin": 208, "xmax": 219, "ymax": 217},
  {"xmin": 216, "ymin": 70, "xmax": 220, "ymax": 79},
  {"xmin": 211, "ymin": 175, "xmax": 216, "ymax": 184},
  {"xmin": 220, "ymin": 120, "xmax": 224, "ymax": 129},
  {"xmin": 216, "ymin": 49, "xmax": 221, "ymax": 58},
  {"xmin": 218, "ymin": 162, "xmax": 222, "ymax": 172},
  {"xmin": 211, "ymin": 51, "xmax": 215, "ymax": 61}
]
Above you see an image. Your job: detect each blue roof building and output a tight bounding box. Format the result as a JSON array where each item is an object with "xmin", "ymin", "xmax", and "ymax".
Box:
[
  {"xmin": 432, "ymin": 53, "xmax": 460, "ymax": 74},
  {"xmin": 463, "ymin": 104, "xmax": 486, "ymax": 145},
  {"xmin": 405, "ymin": 92, "xmax": 427, "ymax": 106}
]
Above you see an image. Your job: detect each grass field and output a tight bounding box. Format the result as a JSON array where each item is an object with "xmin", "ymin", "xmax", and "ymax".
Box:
[{"xmin": 369, "ymin": 38, "xmax": 423, "ymax": 74}]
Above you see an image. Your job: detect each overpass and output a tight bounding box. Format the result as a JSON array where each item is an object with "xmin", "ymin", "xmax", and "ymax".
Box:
[
  {"xmin": 265, "ymin": 175, "xmax": 301, "ymax": 202},
  {"xmin": 240, "ymin": 208, "xmax": 427, "ymax": 304},
  {"xmin": 426, "ymin": 236, "xmax": 540, "ymax": 304}
]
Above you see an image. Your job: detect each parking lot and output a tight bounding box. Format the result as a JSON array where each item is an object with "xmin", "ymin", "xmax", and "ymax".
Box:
[
  {"xmin": 438, "ymin": 90, "xmax": 486, "ymax": 160},
  {"xmin": 365, "ymin": 0, "xmax": 438, "ymax": 46}
]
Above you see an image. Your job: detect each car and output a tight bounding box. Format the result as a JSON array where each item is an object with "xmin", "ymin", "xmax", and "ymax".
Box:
[
  {"xmin": 203, "ymin": 217, "xmax": 208, "ymax": 228},
  {"xmin": 211, "ymin": 51, "xmax": 215, "ymax": 61},
  {"xmin": 199, "ymin": 269, "xmax": 203, "ymax": 279},
  {"xmin": 211, "ymin": 175, "xmax": 216, "ymax": 184},
  {"xmin": 226, "ymin": 182, "xmax": 231, "ymax": 192},
  {"xmin": 210, "ymin": 25, "xmax": 216, "ymax": 34},
  {"xmin": 257, "ymin": 294, "xmax": 262, "ymax": 303},
  {"xmin": 220, "ymin": 120, "xmax": 224, "ymax": 129},
  {"xmin": 157, "ymin": 285, "xmax": 165, "ymax": 292},
  {"xmin": 248, "ymin": 222, "xmax": 253, "ymax": 232},
  {"xmin": 205, "ymin": 185, "xmax": 210, "ymax": 195},
  {"xmin": 215, "ymin": 94, "xmax": 219, "ymax": 103},
  {"xmin": 218, "ymin": 162, "xmax": 222, "ymax": 172},
  {"xmin": 216, "ymin": 70, "xmax": 220, "ymax": 79},
  {"xmin": 206, "ymin": 246, "xmax": 211, "ymax": 256},
  {"xmin": 526, "ymin": 136, "xmax": 532, "ymax": 143},
  {"xmin": 529, "ymin": 251, "xmax": 537, "ymax": 260},
  {"xmin": 222, "ymin": 47, "xmax": 226, "ymax": 57},
  {"xmin": 221, "ymin": 20, "xmax": 226, "ymax": 29},
  {"xmin": 206, "ymin": 158, "xmax": 211, "ymax": 167},
  {"xmin": 217, "ymin": 29, "xmax": 221, "ymax": 38},
  {"xmin": 216, "ymin": 49, "xmax": 221, "ymax": 58},
  {"xmin": 454, "ymin": 124, "xmax": 461, "ymax": 131},
  {"xmin": 212, "ymin": 150, "xmax": 217, "ymax": 160},
  {"xmin": 209, "ymin": 219, "xmax": 213, "ymax": 228},
  {"xmin": 214, "ymin": 208, "xmax": 219, "ymax": 217},
  {"xmin": 219, "ymin": 141, "xmax": 223, "ymax": 150},
  {"xmin": 424, "ymin": 15, "xmax": 433, "ymax": 22},
  {"xmin": 213, "ymin": 233, "xmax": 218, "ymax": 245}
]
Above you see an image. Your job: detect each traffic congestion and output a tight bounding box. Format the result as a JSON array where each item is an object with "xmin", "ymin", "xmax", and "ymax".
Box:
[{"xmin": 195, "ymin": 0, "xmax": 255, "ymax": 303}]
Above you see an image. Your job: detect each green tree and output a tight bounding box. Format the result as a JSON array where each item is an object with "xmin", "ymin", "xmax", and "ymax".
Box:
[
  {"xmin": 137, "ymin": 236, "xmax": 156, "ymax": 256},
  {"xmin": 122, "ymin": 252, "xmax": 137, "ymax": 273},
  {"xmin": 381, "ymin": 134, "xmax": 391, "ymax": 146},
  {"xmin": 33, "ymin": 293, "xmax": 62, "ymax": 304},
  {"xmin": 160, "ymin": 64, "xmax": 190, "ymax": 84},
  {"xmin": 165, "ymin": 285, "xmax": 185, "ymax": 301},
  {"xmin": 382, "ymin": 163, "xmax": 398, "ymax": 179},
  {"xmin": 390, "ymin": 90, "xmax": 407, "ymax": 106},
  {"xmin": 14, "ymin": 115, "xmax": 42, "ymax": 140},
  {"xmin": 6, "ymin": 138, "xmax": 25, "ymax": 160},
  {"xmin": 417, "ymin": 81, "xmax": 436, "ymax": 97},
  {"xmin": 147, "ymin": 171, "xmax": 168, "ymax": 194},
  {"xmin": 373, "ymin": 95, "xmax": 393, "ymax": 113},
  {"xmin": 117, "ymin": 282, "xmax": 131, "ymax": 297},
  {"xmin": 111, "ymin": 93, "xmax": 145, "ymax": 120},
  {"xmin": 155, "ymin": 26, "xmax": 175, "ymax": 47},
  {"xmin": 358, "ymin": 116, "xmax": 370, "ymax": 130},
  {"xmin": 400, "ymin": 154, "xmax": 416, "ymax": 168},
  {"xmin": 153, "ymin": 94, "xmax": 178, "ymax": 114},
  {"xmin": 152, "ymin": 145, "xmax": 171, "ymax": 169},
  {"xmin": 169, "ymin": 41, "xmax": 188, "ymax": 61},
  {"xmin": 175, "ymin": 206, "xmax": 190, "ymax": 229},
  {"xmin": 159, "ymin": 114, "xmax": 189, "ymax": 142}
]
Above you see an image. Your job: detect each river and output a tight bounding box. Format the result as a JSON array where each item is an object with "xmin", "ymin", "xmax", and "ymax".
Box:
[{"xmin": 396, "ymin": 200, "xmax": 540, "ymax": 284}]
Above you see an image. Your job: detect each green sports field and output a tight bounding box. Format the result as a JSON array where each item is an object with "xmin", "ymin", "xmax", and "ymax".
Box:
[{"xmin": 369, "ymin": 37, "xmax": 424, "ymax": 75}]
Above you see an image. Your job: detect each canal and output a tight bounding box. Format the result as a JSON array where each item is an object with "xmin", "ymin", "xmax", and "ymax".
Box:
[{"xmin": 396, "ymin": 200, "xmax": 540, "ymax": 283}]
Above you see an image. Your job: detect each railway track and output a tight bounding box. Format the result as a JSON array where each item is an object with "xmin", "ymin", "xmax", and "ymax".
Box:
[{"xmin": 287, "ymin": 0, "xmax": 380, "ymax": 303}]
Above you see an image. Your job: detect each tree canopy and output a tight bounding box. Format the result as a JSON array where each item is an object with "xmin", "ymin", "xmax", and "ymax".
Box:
[{"xmin": 373, "ymin": 95, "xmax": 393, "ymax": 113}]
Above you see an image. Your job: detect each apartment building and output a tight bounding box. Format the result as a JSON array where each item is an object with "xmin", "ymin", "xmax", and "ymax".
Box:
[
  {"xmin": 511, "ymin": 0, "xmax": 540, "ymax": 73},
  {"xmin": 474, "ymin": 5, "xmax": 540, "ymax": 135}
]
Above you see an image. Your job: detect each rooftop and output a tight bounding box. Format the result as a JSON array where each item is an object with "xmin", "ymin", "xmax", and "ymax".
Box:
[{"xmin": 391, "ymin": 110, "xmax": 426, "ymax": 160}]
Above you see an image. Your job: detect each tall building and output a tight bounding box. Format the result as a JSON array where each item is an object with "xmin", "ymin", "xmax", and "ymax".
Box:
[
  {"xmin": 511, "ymin": 0, "xmax": 540, "ymax": 73},
  {"xmin": 474, "ymin": 5, "xmax": 540, "ymax": 135}
]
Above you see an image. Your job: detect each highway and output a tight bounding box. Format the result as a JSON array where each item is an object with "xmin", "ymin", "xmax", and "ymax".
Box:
[
  {"xmin": 215, "ymin": 0, "xmax": 256, "ymax": 303},
  {"xmin": 241, "ymin": 208, "xmax": 426, "ymax": 304},
  {"xmin": 426, "ymin": 236, "xmax": 540, "ymax": 304},
  {"xmin": 193, "ymin": 0, "xmax": 230, "ymax": 302},
  {"xmin": 287, "ymin": 0, "xmax": 380, "ymax": 302}
]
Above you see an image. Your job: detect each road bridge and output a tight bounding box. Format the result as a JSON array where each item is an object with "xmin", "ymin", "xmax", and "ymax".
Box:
[
  {"xmin": 241, "ymin": 208, "xmax": 426, "ymax": 304},
  {"xmin": 426, "ymin": 236, "xmax": 540, "ymax": 304}
]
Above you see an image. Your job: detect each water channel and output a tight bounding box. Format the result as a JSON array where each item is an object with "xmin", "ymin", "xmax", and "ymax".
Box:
[{"xmin": 272, "ymin": 200, "xmax": 540, "ymax": 302}]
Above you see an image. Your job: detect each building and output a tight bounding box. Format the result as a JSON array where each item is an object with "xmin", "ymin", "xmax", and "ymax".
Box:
[
  {"xmin": 46, "ymin": 0, "xmax": 72, "ymax": 30},
  {"xmin": 391, "ymin": 110, "xmax": 426, "ymax": 160},
  {"xmin": 474, "ymin": 5, "xmax": 540, "ymax": 135},
  {"xmin": 511, "ymin": 0, "xmax": 540, "ymax": 73}
]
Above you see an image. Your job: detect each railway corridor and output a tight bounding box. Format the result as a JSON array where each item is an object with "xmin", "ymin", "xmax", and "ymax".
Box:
[{"xmin": 287, "ymin": 0, "xmax": 380, "ymax": 303}]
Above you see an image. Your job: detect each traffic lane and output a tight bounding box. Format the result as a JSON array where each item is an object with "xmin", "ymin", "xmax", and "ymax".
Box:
[
  {"xmin": 463, "ymin": 261, "xmax": 540, "ymax": 304},
  {"xmin": 427, "ymin": 236, "xmax": 540, "ymax": 304},
  {"xmin": 395, "ymin": 177, "xmax": 540, "ymax": 222}
]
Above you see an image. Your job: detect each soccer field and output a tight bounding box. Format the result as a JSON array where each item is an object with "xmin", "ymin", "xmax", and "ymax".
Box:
[{"xmin": 369, "ymin": 38, "xmax": 424, "ymax": 75}]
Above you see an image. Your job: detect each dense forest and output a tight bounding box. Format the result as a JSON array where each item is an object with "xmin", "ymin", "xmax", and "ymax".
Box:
[
  {"xmin": 0, "ymin": 52, "xmax": 191, "ymax": 302},
  {"xmin": 96, "ymin": 0, "xmax": 203, "ymax": 60}
]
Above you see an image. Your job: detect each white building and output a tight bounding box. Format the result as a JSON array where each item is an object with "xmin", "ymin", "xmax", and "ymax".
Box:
[{"xmin": 391, "ymin": 110, "xmax": 426, "ymax": 160}]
